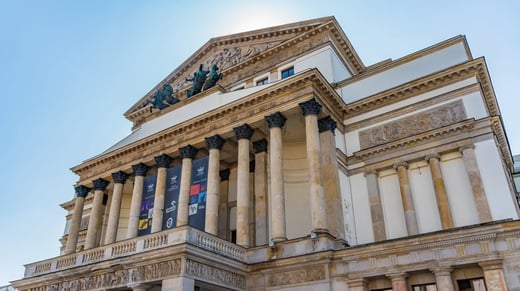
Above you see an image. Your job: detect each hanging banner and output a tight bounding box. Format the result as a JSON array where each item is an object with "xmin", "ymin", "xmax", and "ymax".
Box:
[
  {"xmin": 188, "ymin": 156, "xmax": 209, "ymax": 230},
  {"xmin": 162, "ymin": 166, "xmax": 182, "ymax": 230},
  {"xmin": 138, "ymin": 174, "xmax": 157, "ymax": 236}
]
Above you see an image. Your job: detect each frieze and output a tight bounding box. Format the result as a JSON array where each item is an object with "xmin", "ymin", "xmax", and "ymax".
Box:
[
  {"xmin": 267, "ymin": 266, "xmax": 326, "ymax": 287},
  {"xmin": 359, "ymin": 100, "xmax": 466, "ymax": 149},
  {"xmin": 38, "ymin": 259, "xmax": 181, "ymax": 291},
  {"xmin": 185, "ymin": 259, "xmax": 246, "ymax": 289}
]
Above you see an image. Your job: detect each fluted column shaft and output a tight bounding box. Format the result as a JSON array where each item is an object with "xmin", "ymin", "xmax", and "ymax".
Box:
[
  {"xmin": 319, "ymin": 116, "xmax": 344, "ymax": 239},
  {"xmin": 177, "ymin": 145, "xmax": 198, "ymax": 226},
  {"xmin": 366, "ymin": 170, "xmax": 386, "ymax": 241},
  {"xmin": 151, "ymin": 154, "xmax": 172, "ymax": 233},
  {"xmin": 431, "ymin": 268, "xmax": 455, "ymax": 290},
  {"xmin": 85, "ymin": 178, "xmax": 109, "ymax": 250},
  {"xmin": 127, "ymin": 163, "xmax": 149, "ymax": 239},
  {"xmin": 205, "ymin": 135, "xmax": 225, "ymax": 235},
  {"xmin": 218, "ymin": 169, "xmax": 230, "ymax": 239},
  {"xmin": 104, "ymin": 171, "xmax": 129, "ymax": 244},
  {"xmin": 460, "ymin": 145, "xmax": 492, "ymax": 222},
  {"xmin": 253, "ymin": 139, "xmax": 269, "ymax": 245},
  {"xmin": 266, "ymin": 112, "xmax": 287, "ymax": 241},
  {"xmin": 426, "ymin": 154, "xmax": 454, "ymax": 229},
  {"xmin": 300, "ymin": 99, "xmax": 328, "ymax": 233},
  {"xmin": 234, "ymin": 124, "xmax": 254, "ymax": 247},
  {"xmin": 394, "ymin": 162, "xmax": 419, "ymax": 235},
  {"xmin": 65, "ymin": 185, "xmax": 90, "ymax": 254}
]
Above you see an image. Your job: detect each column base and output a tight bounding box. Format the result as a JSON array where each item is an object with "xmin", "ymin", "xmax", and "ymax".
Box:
[
  {"xmin": 271, "ymin": 236, "xmax": 287, "ymax": 242},
  {"xmin": 311, "ymin": 228, "xmax": 329, "ymax": 234}
]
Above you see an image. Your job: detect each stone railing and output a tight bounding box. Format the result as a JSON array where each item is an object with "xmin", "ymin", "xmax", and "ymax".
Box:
[{"xmin": 24, "ymin": 226, "xmax": 245, "ymax": 278}]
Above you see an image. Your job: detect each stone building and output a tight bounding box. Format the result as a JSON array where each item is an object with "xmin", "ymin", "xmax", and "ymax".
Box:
[{"xmin": 12, "ymin": 17, "xmax": 520, "ymax": 291}]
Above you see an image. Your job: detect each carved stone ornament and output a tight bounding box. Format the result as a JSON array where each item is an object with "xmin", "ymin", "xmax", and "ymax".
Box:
[
  {"xmin": 132, "ymin": 163, "xmax": 150, "ymax": 176},
  {"xmin": 75, "ymin": 185, "xmax": 91, "ymax": 198},
  {"xmin": 268, "ymin": 266, "xmax": 325, "ymax": 287},
  {"xmin": 318, "ymin": 116, "xmax": 337, "ymax": 133},
  {"xmin": 180, "ymin": 145, "xmax": 198, "ymax": 159},
  {"xmin": 220, "ymin": 169, "xmax": 230, "ymax": 181},
  {"xmin": 359, "ymin": 100, "xmax": 467, "ymax": 149},
  {"xmin": 154, "ymin": 154, "xmax": 173, "ymax": 168},
  {"xmin": 233, "ymin": 124, "xmax": 254, "ymax": 140},
  {"xmin": 92, "ymin": 178, "xmax": 110, "ymax": 191},
  {"xmin": 299, "ymin": 98, "xmax": 322, "ymax": 116},
  {"xmin": 112, "ymin": 171, "xmax": 129, "ymax": 184},
  {"xmin": 205, "ymin": 134, "xmax": 225, "ymax": 150},
  {"xmin": 250, "ymin": 160, "xmax": 256, "ymax": 173},
  {"xmin": 265, "ymin": 112, "xmax": 287, "ymax": 128},
  {"xmin": 185, "ymin": 259, "xmax": 246, "ymax": 289},
  {"xmin": 253, "ymin": 138, "xmax": 268, "ymax": 153}
]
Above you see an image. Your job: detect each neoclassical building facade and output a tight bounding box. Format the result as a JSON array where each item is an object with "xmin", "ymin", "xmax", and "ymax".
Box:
[{"xmin": 13, "ymin": 17, "xmax": 520, "ymax": 291}]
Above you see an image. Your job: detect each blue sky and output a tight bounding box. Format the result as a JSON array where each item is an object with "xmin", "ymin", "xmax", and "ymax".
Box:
[{"xmin": 1, "ymin": 0, "xmax": 519, "ymax": 286}]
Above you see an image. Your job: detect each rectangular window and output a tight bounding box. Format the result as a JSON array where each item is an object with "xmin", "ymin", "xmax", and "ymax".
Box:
[
  {"xmin": 281, "ymin": 66, "xmax": 294, "ymax": 79},
  {"xmin": 413, "ymin": 284, "xmax": 437, "ymax": 291},
  {"xmin": 457, "ymin": 278, "xmax": 486, "ymax": 291},
  {"xmin": 256, "ymin": 77, "xmax": 268, "ymax": 86}
]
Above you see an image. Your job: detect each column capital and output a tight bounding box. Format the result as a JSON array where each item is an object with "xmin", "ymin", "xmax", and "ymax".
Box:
[
  {"xmin": 364, "ymin": 169, "xmax": 379, "ymax": 177},
  {"xmin": 425, "ymin": 153, "xmax": 441, "ymax": 162},
  {"xmin": 253, "ymin": 139, "xmax": 268, "ymax": 153},
  {"xmin": 430, "ymin": 266, "xmax": 453, "ymax": 275},
  {"xmin": 180, "ymin": 145, "xmax": 198, "ymax": 159},
  {"xmin": 250, "ymin": 160, "xmax": 256, "ymax": 173},
  {"xmin": 132, "ymin": 163, "xmax": 149, "ymax": 176},
  {"xmin": 346, "ymin": 278, "xmax": 368, "ymax": 288},
  {"xmin": 112, "ymin": 171, "xmax": 129, "ymax": 184},
  {"xmin": 220, "ymin": 169, "xmax": 230, "ymax": 181},
  {"xmin": 299, "ymin": 98, "xmax": 322, "ymax": 116},
  {"xmin": 479, "ymin": 259, "xmax": 504, "ymax": 271},
  {"xmin": 459, "ymin": 144, "xmax": 475, "ymax": 153},
  {"xmin": 205, "ymin": 134, "xmax": 225, "ymax": 150},
  {"xmin": 233, "ymin": 124, "xmax": 254, "ymax": 140},
  {"xmin": 75, "ymin": 185, "xmax": 91, "ymax": 198},
  {"xmin": 154, "ymin": 154, "xmax": 173, "ymax": 168},
  {"xmin": 393, "ymin": 161, "xmax": 408, "ymax": 170},
  {"xmin": 318, "ymin": 116, "xmax": 337, "ymax": 133},
  {"xmin": 265, "ymin": 112, "xmax": 287, "ymax": 128},
  {"xmin": 92, "ymin": 178, "xmax": 110, "ymax": 191},
  {"xmin": 387, "ymin": 272, "xmax": 408, "ymax": 281}
]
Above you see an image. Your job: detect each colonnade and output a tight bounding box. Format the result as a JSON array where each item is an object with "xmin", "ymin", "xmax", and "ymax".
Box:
[
  {"xmin": 366, "ymin": 145, "xmax": 492, "ymax": 241},
  {"xmin": 347, "ymin": 260, "xmax": 507, "ymax": 291},
  {"xmin": 65, "ymin": 98, "xmax": 342, "ymax": 254}
]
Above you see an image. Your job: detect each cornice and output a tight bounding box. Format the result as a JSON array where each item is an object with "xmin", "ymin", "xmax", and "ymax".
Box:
[{"xmin": 71, "ymin": 69, "xmax": 344, "ymax": 182}]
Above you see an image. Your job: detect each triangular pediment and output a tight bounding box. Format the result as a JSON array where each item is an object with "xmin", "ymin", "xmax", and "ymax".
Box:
[{"xmin": 125, "ymin": 16, "xmax": 364, "ymax": 125}]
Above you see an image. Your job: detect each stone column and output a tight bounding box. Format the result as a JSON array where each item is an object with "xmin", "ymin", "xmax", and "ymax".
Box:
[
  {"xmin": 266, "ymin": 112, "xmax": 288, "ymax": 242},
  {"xmin": 85, "ymin": 178, "xmax": 110, "ymax": 250},
  {"xmin": 426, "ymin": 154, "xmax": 454, "ymax": 229},
  {"xmin": 249, "ymin": 160, "xmax": 256, "ymax": 245},
  {"xmin": 347, "ymin": 278, "xmax": 368, "ymax": 291},
  {"xmin": 64, "ymin": 185, "xmax": 91, "ymax": 254},
  {"xmin": 431, "ymin": 267, "xmax": 455, "ymax": 291},
  {"xmin": 162, "ymin": 276, "xmax": 195, "ymax": 290},
  {"xmin": 394, "ymin": 162, "xmax": 419, "ymax": 235},
  {"xmin": 460, "ymin": 145, "xmax": 492, "ymax": 222},
  {"xmin": 388, "ymin": 273, "xmax": 407, "ymax": 291},
  {"xmin": 205, "ymin": 134, "xmax": 225, "ymax": 235},
  {"xmin": 104, "ymin": 171, "xmax": 129, "ymax": 244},
  {"xmin": 127, "ymin": 163, "xmax": 149, "ymax": 239},
  {"xmin": 299, "ymin": 99, "xmax": 328, "ymax": 233},
  {"xmin": 318, "ymin": 116, "xmax": 345, "ymax": 240},
  {"xmin": 233, "ymin": 123, "xmax": 254, "ymax": 247},
  {"xmin": 151, "ymin": 154, "xmax": 172, "ymax": 233},
  {"xmin": 177, "ymin": 145, "xmax": 198, "ymax": 226},
  {"xmin": 218, "ymin": 169, "xmax": 230, "ymax": 240},
  {"xmin": 365, "ymin": 170, "xmax": 386, "ymax": 241},
  {"xmin": 253, "ymin": 139, "xmax": 269, "ymax": 245},
  {"xmin": 479, "ymin": 260, "xmax": 507, "ymax": 291}
]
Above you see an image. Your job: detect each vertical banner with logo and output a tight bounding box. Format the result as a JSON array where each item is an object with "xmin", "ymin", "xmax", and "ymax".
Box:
[
  {"xmin": 162, "ymin": 166, "xmax": 181, "ymax": 230},
  {"xmin": 188, "ymin": 156, "xmax": 209, "ymax": 230},
  {"xmin": 138, "ymin": 174, "xmax": 157, "ymax": 236}
]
